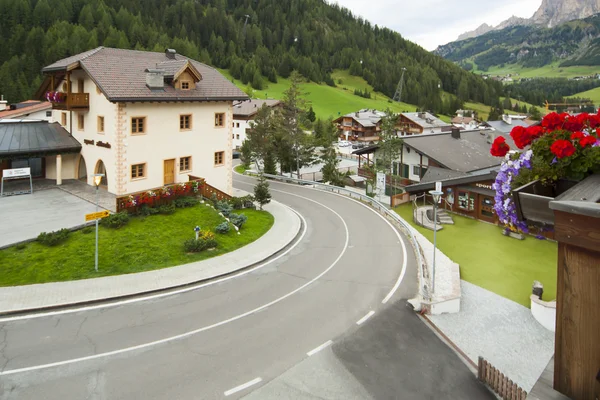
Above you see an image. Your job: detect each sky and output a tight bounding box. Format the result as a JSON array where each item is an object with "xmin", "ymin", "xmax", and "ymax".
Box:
[{"xmin": 332, "ymin": 0, "xmax": 542, "ymax": 50}]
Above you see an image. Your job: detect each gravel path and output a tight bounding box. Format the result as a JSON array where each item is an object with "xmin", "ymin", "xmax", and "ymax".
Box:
[{"xmin": 429, "ymin": 280, "xmax": 555, "ymax": 392}]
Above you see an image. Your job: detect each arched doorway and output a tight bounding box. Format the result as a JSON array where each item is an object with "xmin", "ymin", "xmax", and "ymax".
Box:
[
  {"xmin": 77, "ymin": 155, "xmax": 87, "ymax": 181},
  {"xmin": 95, "ymin": 159, "xmax": 108, "ymax": 187}
]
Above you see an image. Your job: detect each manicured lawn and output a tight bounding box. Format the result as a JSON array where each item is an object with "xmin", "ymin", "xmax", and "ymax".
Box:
[
  {"xmin": 0, "ymin": 204, "xmax": 274, "ymax": 286},
  {"xmin": 393, "ymin": 204, "xmax": 558, "ymax": 306},
  {"xmin": 234, "ymin": 164, "xmax": 247, "ymax": 174},
  {"xmin": 473, "ymin": 61, "xmax": 600, "ymax": 81}
]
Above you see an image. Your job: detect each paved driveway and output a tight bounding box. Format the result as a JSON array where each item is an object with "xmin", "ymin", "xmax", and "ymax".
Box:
[{"xmin": 0, "ymin": 189, "xmax": 99, "ymax": 247}]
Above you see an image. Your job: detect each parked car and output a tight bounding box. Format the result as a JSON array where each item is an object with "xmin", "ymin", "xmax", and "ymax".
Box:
[
  {"xmin": 337, "ymin": 140, "xmax": 351, "ymax": 147},
  {"xmin": 352, "ymin": 143, "xmax": 366, "ymax": 149}
]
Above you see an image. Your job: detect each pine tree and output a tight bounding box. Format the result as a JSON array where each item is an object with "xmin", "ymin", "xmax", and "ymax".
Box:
[
  {"xmin": 307, "ymin": 106, "xmax": 316, "ymax": 122},
  {"xmin": 254, "ymin": 174, "xmax": 272, "ymax": 210}
]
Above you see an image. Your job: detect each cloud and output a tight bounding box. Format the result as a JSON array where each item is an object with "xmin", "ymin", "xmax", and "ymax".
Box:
[{"xmin": 331, "ymin": 0, "xmax": 541, "ymax": 50}]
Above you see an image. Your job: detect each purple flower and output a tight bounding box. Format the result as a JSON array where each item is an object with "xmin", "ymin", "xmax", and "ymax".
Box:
[
  {"xmin": 535, "ymin": 234, "xmax": 546, "ymax": 240},
  {"xmin": 551, "ymin": 157, "xmax": 558, "ymax": 165}
]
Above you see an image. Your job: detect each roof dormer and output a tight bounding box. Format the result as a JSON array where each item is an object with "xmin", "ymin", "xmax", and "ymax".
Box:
[{"xmin": 156, "ymin": 56, "xmax": 202, "ymax": 91}]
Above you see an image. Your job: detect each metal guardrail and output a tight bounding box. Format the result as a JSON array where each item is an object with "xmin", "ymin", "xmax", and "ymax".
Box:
[{"xmin": 253, "ymin": 172, "xmax": 429, "ymax": 296}]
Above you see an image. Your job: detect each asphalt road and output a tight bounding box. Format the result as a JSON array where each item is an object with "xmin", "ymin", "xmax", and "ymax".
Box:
[{"xmin": 0, "ymin": 174, "xmax": 493, "ymax": 399}]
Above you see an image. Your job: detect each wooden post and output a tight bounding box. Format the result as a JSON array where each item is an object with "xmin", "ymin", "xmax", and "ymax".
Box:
[{"xmin": 550, "ymin": 174, "xmax": 600, "ymax": 400}]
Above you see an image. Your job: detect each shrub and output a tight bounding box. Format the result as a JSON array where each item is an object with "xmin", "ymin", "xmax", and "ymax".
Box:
[
  {"xmin": 210, "ymin": 193, "xmax": 218, "ymax": 207},
  {"xmin": 15, "ymin": 243, "xmax": 27, "ymax": 250},
  {"xmin": 183, "ymin": 235, "xmax": 218, "ymax": 253},
  {"xmin": 242, "ymin": 195, "xmax": 256, "ymax": 209},
  {"xmin": 199, "ymin": 229, "xmax": 215, "ymax": 241},
  {"xmin": 158, "ymin": 204, "xmax": 176, "ymax": 215},
  {"xmin": 81, "ymin": 226, "xmax": 93, "ymax": 234},
  {"xmin": 37, "ymin": 228, "xmax": 70, "ymax": 246},
  {"xmin": 138, "ymin": 205, "xmax": 159, "ymax": 216},
  {"xmin": 230, "ymin": 213, "xmax": 248, "ymax": 229},
  {"xmin": 216, "ymin": 200, "xmax": 233, "ymax": 217},
  {"xmin": 102, "ymin": 212, "xmax": 130, "ymax": 229},
  {"xmin": 215, "ymin": 221, "xmax": 231, "ymax": 234},
  {"xmin": 174, "ymin": 197, "xmax": 198, "ymax": 208},
  {"xmin": 230, "ymin": 197, "xmax": 244, "ymax": 210}
]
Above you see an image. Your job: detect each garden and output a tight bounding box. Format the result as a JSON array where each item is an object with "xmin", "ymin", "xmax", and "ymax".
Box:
[{"xmin": 0, "ymin": 194, "xmax": 274, "ymax": 287}]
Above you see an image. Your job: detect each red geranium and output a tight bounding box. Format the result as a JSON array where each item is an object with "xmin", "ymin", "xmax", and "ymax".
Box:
[
  {"xmin": 570, "ymin": 131, "xmax": 585, "ymax": 141},
  {"xmin": 580, "ymin": 135, "xmax": 597, "ymax": 148},
  {"xmin": 490, "ymin": 136, "xmax": 510, "ymax": 157},
  {"xmin": 541, "ymin": 112, "xmax": 566, "ymax": 130},
  {"xmin": 564, "ymin": 114, "xmax": 585, "ymax": 132},
  {"xmin": 510, "ymin": 125, "xmax": 542, "ymax": 149},
  {"xmin": 550, "ymin": 139, "xmax": 576, "ymax": 159}
]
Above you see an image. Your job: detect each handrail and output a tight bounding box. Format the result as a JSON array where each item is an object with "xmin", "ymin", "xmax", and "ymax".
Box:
[{"xmin": 252, "ymin": 172, "xmax": 428, "ymax": 297}]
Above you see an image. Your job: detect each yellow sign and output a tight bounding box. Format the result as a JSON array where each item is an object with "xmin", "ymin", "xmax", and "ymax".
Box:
[{"xmin": 85, "ymin": 210, "xmax": 110, "ymax": 222}]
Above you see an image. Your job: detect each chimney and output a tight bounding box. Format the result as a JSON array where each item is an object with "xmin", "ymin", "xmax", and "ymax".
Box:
[
  {"xmin": 145, "ymin": 69, "xmax": 165, "ymax": 89},
  {"xmin": 418, "ymin": 111, "xmax": 426, "ymax": 119},
  {"xmin": 451, "ymin": 127, "xmax": 461, "ymax": 139},
  {"xmin": 0, "ymin": 95, "xmax": 7, "ymax": 111},
  {"xmin": 502, "ymin": 114, "xmax": 512, "ymax": 124},
  {"xmin": 165, "ymin": 49, "xmax": 176, "ymax": 59}
]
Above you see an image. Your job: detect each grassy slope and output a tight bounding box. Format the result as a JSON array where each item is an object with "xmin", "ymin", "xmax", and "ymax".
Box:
[
  {"xmin": 473, "ymin": 61, "xmax": 600, "ymax": 80},
  {"xmin": 219, "ymin": 68, "xmax": 418, "ymax": 120},
  {"xmin": 568, "ymin": 86, "xmax": 600, "ymax": 103},
  {"xmin": 0, "ymin": 205, "xmax": 273, "ymax": 286},
  {"xmin": 394, "ymin": 204, "xmax": 557, "ymax": 307}
]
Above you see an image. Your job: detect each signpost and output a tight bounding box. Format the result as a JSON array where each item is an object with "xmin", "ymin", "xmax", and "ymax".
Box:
[
  {"xmin": 376, "ymin": 172, "xmax": 386, "ymax": 202},
  {"xmin": 429, "ymin": 181, "xmax": 444, "ymax": 296},
  {"xmin": 85, "ymin": 210, "xmax": 110, "ymax": 222},
  {"xmin": 1, "ymin": 167, "xmax": 33, "ymax": 197}
]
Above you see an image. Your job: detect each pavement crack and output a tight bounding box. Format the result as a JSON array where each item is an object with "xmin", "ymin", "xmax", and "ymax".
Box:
[
  {"xmin": 276, "ymin": 270, "xmax": 310, "ymax": 281},
  {"xmin": 75, "ymin": 316, "xmax": 88, "ymax": 339},
  {"xmin": 0, "ymin": 325, "xmax": 8, "ymax": 372}
]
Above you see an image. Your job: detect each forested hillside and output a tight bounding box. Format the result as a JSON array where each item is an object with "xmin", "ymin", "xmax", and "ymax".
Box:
[{"xmin": 0, "ymin": 0, "xmax": 504, "ymax": 114}]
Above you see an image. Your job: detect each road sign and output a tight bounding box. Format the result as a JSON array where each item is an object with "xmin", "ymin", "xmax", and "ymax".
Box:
[{"xmin": 85, "ymin": 210, "xmax": 110, "ymax": 222}]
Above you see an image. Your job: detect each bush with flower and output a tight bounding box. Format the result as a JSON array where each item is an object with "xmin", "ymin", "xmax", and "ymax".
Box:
[{"xmin": 490, "ymin": 111, "xmax": 600, "ymax": 234}]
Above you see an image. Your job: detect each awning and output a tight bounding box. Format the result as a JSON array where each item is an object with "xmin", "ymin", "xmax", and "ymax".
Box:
[
  {"xmin": 457, "ymin": 185, "xmax": 495, "ymax": 197},
  {"xmin": 0, "ymin": 121, "xmax": 81, "ymax": 160}
]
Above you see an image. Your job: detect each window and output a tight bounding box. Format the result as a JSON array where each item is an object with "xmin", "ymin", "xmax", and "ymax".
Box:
[
  {"xmin": 61, "ymin": 112, "xmax": 67, "ymax": 126},
  {"xmin": 46, "ymin": 111, "xmax": 52, "ymax": 117},
  {"xmin": 78, "ymin": 114, "xmax": 84, "ymax": 130},
  {"xmin": 131, "ymin": 117, "xmax": 146, "ymax": 134},
  {"xmin": 180, "ymin": 114, "xmax": 192, "ymax": 130},
  {"xmin": 236, "ymin": 134, "xmax": 240, "ymax": 139},
  {"xmin": 131, "ymin": 163, "xmax": 146, "ymax": 179},
  {"xmin": 214, "ymin": 151, "xmax": 224, "ymax": 166},
  {"xmin": 179, "ymin": 156, "xmax": 191, "ymax": 172},
  {"xmin": 214, "ymin": 113, "xmax": 225, "ymax": 127},
  {"xmin": 181, "ymin": 81, "xmax": 190, "ymax": 90},
  {"xmin": 236, "ymin": 122, "xmax": 240, "ymax": 128},
  {"xmin": 97, "ymin": 116, "xmax": 105, "ymax": 133},
  {"xmin": 412, "ymin": 165, "xmax": 421, "ymax": 176}
]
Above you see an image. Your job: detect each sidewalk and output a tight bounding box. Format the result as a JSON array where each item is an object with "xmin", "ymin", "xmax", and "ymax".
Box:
[{"xmin": 0, "ymin": 199, "xmax": 301, "ymax": 314}]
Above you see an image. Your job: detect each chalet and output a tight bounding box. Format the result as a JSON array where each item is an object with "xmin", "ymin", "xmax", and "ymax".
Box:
[
  {"xmin": 23, "ymin": 46, "xmax": 247, "ymax": 196},
  {"xmin": 0, "ymin": 100, "xmax": 52, "ymax": 121},
  {"xmin": 396, "ymin": 112, "xmax": 452, "ymax": 136},
  {"xmin": 232, "ymin": 99, "xmax": 280, "ymax": 150},
  {"xmin": 333, "ymin": 109, "xmax": 386, "ymax": 142}
]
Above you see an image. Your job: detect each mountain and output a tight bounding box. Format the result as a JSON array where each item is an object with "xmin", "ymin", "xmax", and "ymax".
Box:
[
  {"xmin": 0, "ymin": 0, "xmax": 503, "ymax": 115},
  {"xmin": 453, "ymin": 0, "xmax": 600, "ymax": 42},
  {"xmin": 435, "ymin": 13, "xmax": 600, "ymax": 71}
]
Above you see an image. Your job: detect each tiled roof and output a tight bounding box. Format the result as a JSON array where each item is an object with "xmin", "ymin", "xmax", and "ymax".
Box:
[
  {"xmin": 487, "ymin": 119, "xmax": 529, "ymax": 134},
  {"xmin": 154, "ymin": 59, "xmax": 191, "ymax": 78},
  {"xmin": 0, "ymin": 102, "xmax": 52, "ymax": 119},
  {"xmin": 43, "ymin": 47, "xmax": 247, "ymax": 102},
  {"xmin": 335, "ymin": 109, "xmax": 386, "ymax": 128},
  {"xmin": 0, "ymin": 121, "xmax": 81, "ymax": 158},
  {"xmin": 401, "ymin": 112, "xmax": 452, "ymax": 129},
  {"xmin": 232, "ymin": 99, "xmax": 281, "ymax": 117},
  {"xmin": 419, "ymin": 166, "xmax": 467, "ymax": 184}
]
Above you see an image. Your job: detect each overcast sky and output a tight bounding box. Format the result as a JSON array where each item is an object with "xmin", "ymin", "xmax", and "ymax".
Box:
[{"xmin": 332, "ymin": 0, "xmax": 542, "ymax": 50}]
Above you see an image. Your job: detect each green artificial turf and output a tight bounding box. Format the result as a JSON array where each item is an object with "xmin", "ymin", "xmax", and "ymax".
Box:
[
  {"xmin": 234, "ymin": 164, "xmax": 247, "ymax": 174},
  {"xmin": 0, "ymin": 205, "xmax": 274, "ymax": 286},
  {"xmin": 393, "ymin": 204, "xmax": 558, "ymax": 307}
]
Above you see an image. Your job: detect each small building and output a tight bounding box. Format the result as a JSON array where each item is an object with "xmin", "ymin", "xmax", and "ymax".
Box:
[
  {"xmin": 397, "ymin": 112, "xmax": 453, "ymax": 136},
  {"xmin": 333, "ymin": 109, "xmax": 386, "ymax": 142},
  {"xmin": 34, "ymin": 46, "xmax": 247, "ymax": 196},
  {"xmin": 232, "ymin": 99, "xmax": 280, "ymax": 150},
  {"xmin": 0, "ymin": 100, "xmax": 52, "ymax": 121},
  {"xmin": 486, "ymin": 114, "xmax": 529, "ymax": 134}
]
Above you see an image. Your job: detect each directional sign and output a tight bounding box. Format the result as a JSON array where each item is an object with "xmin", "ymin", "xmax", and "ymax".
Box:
[{"xmin": 85, "ymin": 210, "xmax": 110, "ymax": 222}]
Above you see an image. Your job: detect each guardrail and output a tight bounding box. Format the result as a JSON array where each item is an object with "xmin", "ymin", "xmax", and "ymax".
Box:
[{"xmin": 253, "ymin": 172, "xmax": 430, "ymax": 299}]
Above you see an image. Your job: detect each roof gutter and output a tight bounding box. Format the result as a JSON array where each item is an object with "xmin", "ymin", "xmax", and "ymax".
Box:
[
  {"xmin": 108, "ymin": 96, "xmax": 249, "ymax": 102},
  {"xmin": 405, "ymin": 171, "xmax": 497, "ymax": 193}
]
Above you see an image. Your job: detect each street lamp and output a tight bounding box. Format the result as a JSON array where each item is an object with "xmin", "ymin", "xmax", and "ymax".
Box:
[
  {"xmin": 429, "ymin": 185, "xmax": 443, "ymax": 295},
  {"xmin": 93, "ymin": 173, "xmax": 104, "ymax": 272}
]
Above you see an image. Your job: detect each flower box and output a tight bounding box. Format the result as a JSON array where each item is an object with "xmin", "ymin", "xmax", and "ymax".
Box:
[{"xmin": 513, "ymin": 179, "xmax": 579, "ymax": 226}]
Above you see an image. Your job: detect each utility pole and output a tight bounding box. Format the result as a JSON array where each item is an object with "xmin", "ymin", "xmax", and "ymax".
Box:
[
  {"xmin": 242, "ymin": 14, "xmax": 250, "ymax": 37},
  {"xmin": 393, "ymin": 67, "xmax": 407, "ymax": 103}
]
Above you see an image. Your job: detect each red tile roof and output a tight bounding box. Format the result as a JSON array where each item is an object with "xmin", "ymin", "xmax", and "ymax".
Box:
[
  {"xmin": 43, "ymin": 47, "xmax": 247, "ymax": 102},
  {"xmin": 0, "ymin": 102, "xmax": 52, "ymax": 119}
]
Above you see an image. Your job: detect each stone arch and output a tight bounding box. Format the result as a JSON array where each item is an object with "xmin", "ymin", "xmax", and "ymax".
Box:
[
  {"xmin": 76, "ymin": 155, "xmax": 88, "ymax": 181},
  {"xmin": 94, "ymin": 159, "xmax": 108, "ymax": 187}
]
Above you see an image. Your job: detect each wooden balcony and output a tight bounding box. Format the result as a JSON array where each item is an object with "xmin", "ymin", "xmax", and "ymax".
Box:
[{"xmin": 51, "ymin": 93, "xmax": 89, "ymax": 111}]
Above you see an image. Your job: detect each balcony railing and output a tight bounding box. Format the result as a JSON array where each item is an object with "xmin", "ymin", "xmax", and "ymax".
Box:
[{"xmin": 49, "ymin": 92, "xmax": 90, "ymax": 110}]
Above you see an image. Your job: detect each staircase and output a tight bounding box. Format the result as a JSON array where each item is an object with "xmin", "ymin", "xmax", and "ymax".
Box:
[{"xmin": 414, "ymin": 206, "xmax": 454, "ymax": 231}]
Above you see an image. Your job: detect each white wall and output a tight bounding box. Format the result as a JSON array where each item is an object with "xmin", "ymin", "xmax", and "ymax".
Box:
[
  {"xmin": 52, "ymin": 70, "xmax": 233, "ymax": 195},
  {"xmin": 45, "ymin": 154, "xmax": 78, "ymax": 180},
  {"xmin": 530, "ymin": 295, "xmax": 556, "ymax": 332},
  {"xmin": 9, "ymin": 109, "xmax": 52, "ymax": 121},
  {"xmin": 232, "ymin": 118, "xmax": 251, "ymax": 150},
  {"xmin": 375, "ymin": 145, "xmax": 429, "ymax": 182}
]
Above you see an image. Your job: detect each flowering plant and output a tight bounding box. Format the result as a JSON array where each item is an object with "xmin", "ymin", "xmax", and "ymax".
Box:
[
  {"xmin": 490, "ymin": 111, "xmax": 600, "ymax": 233},
  {"xmin": 45, "ymin": 91, "xmax": 67, "ymax": 103}
]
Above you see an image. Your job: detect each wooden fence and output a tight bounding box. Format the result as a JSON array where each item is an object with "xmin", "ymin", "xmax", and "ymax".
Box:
[
  {"xmin": 201, "ymin": 181, "xmax": 232, "ymax": 201},
  {"xmin": 390, "ymin": 192, "xmax": 410, "ymax": 207},
  {"xmin": 478, "ymin": 357, "xmax": 527, "ymax": 400}
]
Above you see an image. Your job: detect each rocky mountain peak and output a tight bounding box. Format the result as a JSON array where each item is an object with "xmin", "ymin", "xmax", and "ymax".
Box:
[{"xmin": 532, "ymin": 0, "xmax": 600, "ymax": 27}]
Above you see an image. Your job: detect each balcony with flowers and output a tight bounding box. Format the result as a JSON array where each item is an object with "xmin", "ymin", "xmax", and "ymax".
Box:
[{"xmin": 45, "ymin": 90, "xmax": 89, "ymax": 111}]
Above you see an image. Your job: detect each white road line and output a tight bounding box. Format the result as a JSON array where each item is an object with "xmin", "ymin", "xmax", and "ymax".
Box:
[
  {"xmin": 0, "ymin": 204, "xmax": 307, "ymax": 323},
  {"xmin": 356, "ymin": 310, "xmax": 375, "ymax": 325},
  {"xmin": 307, "ymin": 340, "xmax": 332, "ymax": 356},
  {"xmin": 224, "ymin": 377, "xmax": 262, "ymax": 396},
  {"xmin": 0, "ymin": 189, "xmax": 350, "ymax": 376}
]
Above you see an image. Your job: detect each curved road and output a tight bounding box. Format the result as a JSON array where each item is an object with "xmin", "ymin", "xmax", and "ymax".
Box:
[{"xmin": 0, "ymin": 174, "xmax": 492, "ymax": 399}]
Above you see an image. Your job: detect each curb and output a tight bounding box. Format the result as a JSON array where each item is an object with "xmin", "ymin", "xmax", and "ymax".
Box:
[{"xmin": 0, "ymin": 200, "xmax": 303, "ymax": 317}]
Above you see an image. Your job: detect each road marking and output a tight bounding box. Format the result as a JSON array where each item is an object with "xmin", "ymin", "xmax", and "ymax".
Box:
[
  {"xmin": 0, "ymin": 204, "xmax": 307, "ymax": 323},
  {"xmin": 0, "ymin": 188, "xmax": 350, "ymax": 376},
  {"xmin": 356, "ymin": 310, "xmax": 375, "ymax": 325},
  {"xmin": 307, "ymin": 340, "xmax": 332, "ymax": 356},
  {"xmin": 224, "ymin": 377, "xmax": 262, "ymax": 396}
]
